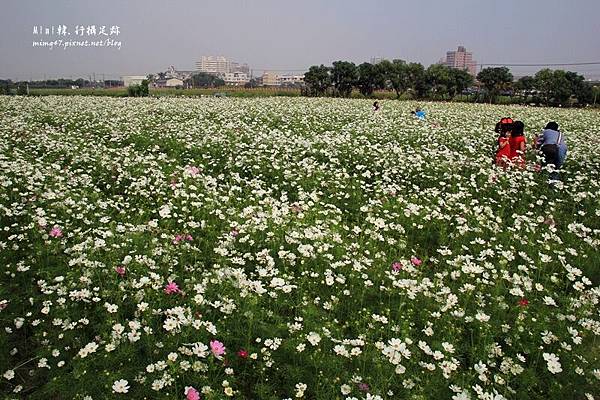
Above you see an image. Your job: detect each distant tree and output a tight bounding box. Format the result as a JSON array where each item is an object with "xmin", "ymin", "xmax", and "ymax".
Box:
[
  {"xmin": 244, "ymin": 78, "xmax": 260, "ymax": 89},
  {"xmin": 127, "ymin": 85, "xmax": 140, "ymax": 97},
  {"xmin": 448, "ymin": 68, "xmax": 474, "ymax": 98},
  {"xmin": 330, "ymin": 61, "xmax": 357, "ymax": 97},
  {"xmin": 356, "ymin": 62, "xmax": 379, "ymax": 97},
  {"xmin": 565, "ymin": 71, "xmax": 593, "ymax": 105},
  {"xmin": 374, "ymin": 60, "xmax": 393, "ymax": 91},
  {"xmin": 383, "ymin": 59, "xmax": 410, "ymax": 99},
  {"xmin": 126, "ymin": 80, "xmax": 149, "ymax": 97},
  {"xmin": 16, "ymin": 82, "xmax": 27, "ymax": 95},
  {"xmin": 477, "ymin": 67, "xmax": 513, "ymax": 103},
  {"xmin": 425, "ymin": 64, "xmax": 453, "ymax": 99},
  {"xmin": 534, "ymin": 69, "xmax": 571, "ymax": 106},
  {"xmin": 140, "ymin": 79, "xmax": 149, "ymax": 96},
  {"xmin": 514, "ymin": 76, "xmax": 536, "ymax": 103},
  {"xmin": 303, "ymin": 65, "xmax": 331, "ymax": 96},
  {"xmin": 406, "ymin": 62, "xmax": 427, "ymax": 98},
  {"xmin": 190, "ymin": 73, "xmax": 224, "ymax": 88},
  {"xmin": 0, "ymin": 79, "xmax": 12, "ymax": 95}
]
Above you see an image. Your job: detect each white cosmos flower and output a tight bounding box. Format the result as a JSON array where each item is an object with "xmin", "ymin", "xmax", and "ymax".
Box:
[
  {"xmin": 543, "ymin": 353, "xmax": 562, "ymax": 374},
  {"xmin": 112, "ymin": 379, "xmax": 130, "ymax": 393},
  {"xmin": 158, "ymin": 205, "xmax": 171, "ymax": 218}
]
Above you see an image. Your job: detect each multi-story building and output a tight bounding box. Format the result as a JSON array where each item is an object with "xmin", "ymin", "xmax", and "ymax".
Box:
[
  {"xmin": 196, "ymin": 56, "xmax": 231, "ymax": 76},
  {"xmin": 261, "ymin": 71, "xmax": 279, "ymax": 86},
  {"xmin": 443, "ymin": 46, "xmax": 477, "ymax": 76},
  {"xmin": 277, "ymin": 75, "xmax": 304, "ymax": 86},
  {"xmin": 230, "ymin": 62, "xmax": 250, "ymax": 75},
  {"xmin": 224, "ymin": 72, "xmax": 249, "ymax": 86},
  {"xmin": 260, "ymin": 72, "xmax": 304, "ymax": 87}
]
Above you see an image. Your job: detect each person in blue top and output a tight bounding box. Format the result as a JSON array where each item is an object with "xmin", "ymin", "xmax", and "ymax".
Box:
[
  {"xmin": 411, "ymin": 107, "xmax": 426, "ymax": 120},
  {"xmin": 535, "ymin": 121, "xmax": 567, "ymax": 181}
]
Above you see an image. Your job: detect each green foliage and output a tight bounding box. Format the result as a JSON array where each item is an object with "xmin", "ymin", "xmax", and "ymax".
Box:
[
  {"xmin": 476, "ymin": 67, "xmax": 513, "ymax": 103},
  {"xmin": 16, "ymin": 82, "xmax": 28, "ymax": 95},
  {"xmin": 190, "ymin": 72, "xmax": 225, "ymax": 88},
  {"xmin": 303, "ymin": 65, "xmax": 331, "ymax": 96},
  {"xmin": 0, "ymin": 97, "xmax": 599, "ymax": 399},
  {"xmin": 126, "ymin": 80, "xmax": 149, "ymax": 97},
  {"xmin": 244, "ymin": 78, "xmax": 261, "ymax": 89},
  {"xmin": 448, "ymin": 68, "xmax": 474, "ymax": 98},
  {"xmin": 565, "ymin": 71, "xmax": 593, "ymax": 105},
  {"xmin": 514, "ymin": 76, "xmax": 536, "ymax": 103},
  {"xmin": 406, "ymin": 62, "xmax": 428, "ymax": 98},
  {"xmin": 356, "ymin": 62, "xmax": 379, "ymax": 97},
  {"xmin": 425, "ymin": 64, "xmax": 453, "ymax": 99},
  {"xmin": 535, "ymin": 69, "xmax": 571, "ymax": 106},
  {"xmin": 0, "ymin": 80, "xmax": 11, "ymax": 95},
  {"xmin": 331, "ymin": 61, "xmax": 358, "ymax": 97},
  {"xmin": 381, "ymin": 59, "xmax": 410, "ymax": 98}
]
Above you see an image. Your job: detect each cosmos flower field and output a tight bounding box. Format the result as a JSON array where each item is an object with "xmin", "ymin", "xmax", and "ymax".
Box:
[{"xmin": 0, "ymin": 96, "xmax": 599, "ymax": 400}]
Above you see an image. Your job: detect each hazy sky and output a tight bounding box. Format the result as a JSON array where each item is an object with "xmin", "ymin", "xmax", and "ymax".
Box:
[{"xmin": 1, "ymin": 0, "xmax": 599, "ymax": 80}]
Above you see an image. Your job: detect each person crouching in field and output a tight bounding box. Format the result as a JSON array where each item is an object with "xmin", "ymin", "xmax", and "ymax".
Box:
[
  {"xmin": 509, "ymin": 121, "xmax": 527, "ymax": 168},
  {"xmin": 411, "ymin": 107, "xmax": 426, "ymax": 119},
  {"xmin": 535, "ymin": 121, "xmax": 567, "ymax": 181}
]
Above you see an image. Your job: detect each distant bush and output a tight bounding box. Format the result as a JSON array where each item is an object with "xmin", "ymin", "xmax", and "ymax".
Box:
[
  {"xmin": 126, "ymin": 80, "xmax": 149, "ymax": 97},
  {"xmin": 16, "ymin": 83, "xmax": 28, "ymax": 95}
]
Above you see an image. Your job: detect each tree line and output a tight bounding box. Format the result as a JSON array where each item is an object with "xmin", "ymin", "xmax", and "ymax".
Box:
[{"xmin": 302, "ymin": 60, "xmax": 599, "ymax": 107}]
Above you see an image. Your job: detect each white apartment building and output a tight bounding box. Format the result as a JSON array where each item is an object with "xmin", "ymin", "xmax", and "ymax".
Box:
[
  {"xmin": 196, "ymin": 56, "xmax": 231, "ymax": 75},
  {"xmin": 277, "ymin": 75, "xmax": 304, "ymax": 85},
  {"xmin": 262, "ymin": 71, "xmax": 279, "ymax": 86},
  {"xmin": 261, "ymin": 72, "xmax": 304, "ymax": 86},
  {"xmin": 224, "ymin": 72, "xmax": 249, "ymax": 85}
]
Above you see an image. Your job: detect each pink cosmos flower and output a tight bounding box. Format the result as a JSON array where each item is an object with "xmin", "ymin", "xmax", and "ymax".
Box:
[
  {"xmin": 210, "ymin": 340, "xmax": 226, "ymax": 358},
  {"xmin": 187, "ymin": 166, "xmax": 201, "ymax": 177},
  {"xmin": 173, "ymin": 234, "xmax": 183, "ymax": 244},
  {"xmin": 185, "ymin": 386, "xmax": 200, "ymax": 400},
  {"xmin": 358, "ymin": 383, "xmax": 369, "ymax": 392},
  {"xmin": 392, "ymin": 261, "xmax": 403, "ymax": 272},
  {"xmin": 115, "ymin": 266, "xmax": 126, "ymax": 276},
  {"xmin": 173, "ymin": 234, "xmax": 193, "ymax": 244},
  {"xmin": 164, "ymin": 281, "xmax": 181, "ymax": 295},
  {"xmin": 49, "ymin": 226, "xmax": 63, "ymax": 238},
  {"xmin": 410, "ymin": 256, "xmax": 422, "ymax": 266}
]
